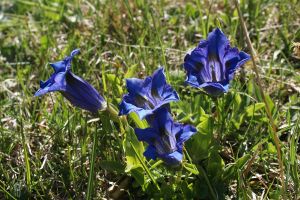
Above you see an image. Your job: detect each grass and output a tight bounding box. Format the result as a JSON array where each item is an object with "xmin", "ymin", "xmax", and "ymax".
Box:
[{"xmin": 0, "ymin": 0, "xmax": 300, "ymax": 199}]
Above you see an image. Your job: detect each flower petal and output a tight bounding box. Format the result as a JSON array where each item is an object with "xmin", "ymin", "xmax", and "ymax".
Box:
[
  {"xmin": 160, "ymin": 84, "xmax": 180, "ymax": 103},
  {"xmin": 119, "ymin": 67, "xmax": 178, "ymax": 119},
  {"xmin": 144, "ymin": 145, "xmax": 157, "ymax": 160},
  {"xmin": 151, "ymin": 67, "xmax": 166, "ymax": 97},
  {"xmin": 201, "ymin": 82, "xmax": 229, "ymax": 96},
  {"xmin": 206, "ymin": 28, "xmax": 230, "ymax": 82},
  {"xmin": 226, "ymin": 51, "xmax": 251, "ymax": 80},
  {"xmin": 62, "ymin": 72, "xmax": 106, "ymax": 112},
  {"xmin": 34, "ymin": 72, "xmax": 67, "ymax": 96},
  {"xmin": 183, "ymin": 28, "xmax": 250, "ymax": 96},
  {"xmin": 126, "ymin": 77, "xmax": 151, "ymax": 97},
  {"xmin": 177, "ymin": 124, "xmax": 197, "ymax": 144},
  {"xmin": 134, "ymin": 127, "xmax": 158, "ymax": 144},
  {"xmin": 50, "ymin": 61, "xmax": 67, "ymax": 73},
  {"xmin": 160, "ymin": 151, "xmax": 183, "ymax": 166},
  {"xmin": 70, "ymin": 48, "xmax": 80, "ymax": 57},
  {"xmin": 150, "ymin": 107, "xmax": 173, "ymax": 131},
  {"xmin": 207, "ymin": 28, "xmax": 229, "ymax": 60},
  {"xmin": 119, "ymin": 95, "xmax": 153, "ymax": 119},
  {"xmin": 49, "ymin": 49, "xmax": 80, "ymax": 73},
  {"xmin": 185, "ymin": 50, "xmax": 211, "ymax": 83},
  {"xmin": 185, "ymin": 72, "xmax": 201, "ymax": 88}
]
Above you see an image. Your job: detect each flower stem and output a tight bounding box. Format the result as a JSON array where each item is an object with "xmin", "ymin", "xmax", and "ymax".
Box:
[
  {"xmin": 212, "ymin": 97, "xmax": 222, "ymax": 140},
  {"xmin": 105, "ymin": 104, "xmax": 120, "ymax": 122},
  {"xmin": 86, "ymin": 123, "xmax": 98, "ymax": 200},
  {"xmin": 234, "ymin": 0, "xmax": 285, "ymax": 193},
  {"xmin": 105, "ymin": 103, "xmax": 128, "ymax": 132}
]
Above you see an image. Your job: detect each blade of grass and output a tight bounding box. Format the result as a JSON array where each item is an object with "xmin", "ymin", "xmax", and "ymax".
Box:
[
  {"xmin": 130, "ymin": 142, "xmax": 160, "ymax": 190},
  {"xmin": 149, "ymin": 9, "xmax": 168, "ymax": 80},
  {"xmin": 233, "ymin": 0, "xmax": 285, "ymax": 193},
  {"xmin": 0, "ymin": 180, "xmax": 17, "ymax": 200},
  {"xmin": 86, "ymin": 123, "xmax": 98, "ymax": 200},
  {"xmin": 20, "ymin": 118, "xmax": 31, "ymax": 193}
]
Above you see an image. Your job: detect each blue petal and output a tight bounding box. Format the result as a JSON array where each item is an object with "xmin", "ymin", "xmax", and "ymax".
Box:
[
  {"xmin": 118, "ymin": 95, "xmax": 153, "ymax": 119},
  {"xmin": 134, "ymin": 127, "xmax": 158, "ymax": 144},
  {"xmin": 151, "ymin": 67, "xmax": 166, "ymax": 97},
  {"xmin": 70, "ymin": 48, "xmax": 80, "ymax": 57},
  {"xmin": 207, "ymin": 28, "xmax": 230, "ymax": 82},
  {"xmin": 207, "ymin": 28, "xmax": 229, "ymax": 59},
  {"xmin": 34, "ymin": 72, "xmax": 67, "ymax": 96},
  {"xmin": 144, "ymin": 145, "xmax": 157, "ymax": 160},
  {"xmin": 185, "ymin": 51, "xmax": 211, "ymax": 83},
  {"xmin": 183, "ymin": 28, "xmax": 250, "ymax": 96},
  {"xmin": 126, "ymin": 77, "xmax": 151, "ymax": 97},
  {"xmin": 160, "ymin": 151, "xmax": 183, "ymax": 166},
  {"xmin": 119, "ymin": 67, "xmax": 179, "ymax": 119},
  {"xmin": 50, "ymin": 61, "xmax": 67, "ymax": 73},
  {"xmin": 159, "ymin": 84, "xmax": 180, "ymax": 103},
  {"xmin": 202, "ymin": 82, "xmax": 229, "ymax": 96},
  {"xmin": 185, "ymin": 72, "xmax": 201, "ymax": 88},
  {"xmin": 49, "ymin": 49, "xmax": 80, "ymax": 73},
  {"xmin": 177, "ymin": 124, "xmax": 197, "ymax": 144},
  {"xmin": 62, "ymin": 72, "xmax": 106, "ymax": 112},
  {"xmin": 224, "ymin": 48, "xmax": 239, "ymax": 63},
  {"xmin": 149, "ymin": 107, "xmax": 172, "ymax": 129},
  {"xmin": 149, "ymin": 108, "xmax": 183, "ymax": 139},
  {"xmin": 39, "ymin": 74, "xmax": 55, "ymax": 88},
  {"xmin": 135, "ymin": 109, "xmax": 155, "ymax": 120},
  {"xmin": 226, "ymin": 51, "xmax": 250, "ymax": 80},
  {"xmin": 35, "ymin": 49, "xmax": 105, "ymax": 113},
  {"xmin": 188, "ymin": 49, "xmax": 213, "ymax": 83},
  {"xmin": 119, "ymin": 95, "xmax": 136, "ymax": 116}
]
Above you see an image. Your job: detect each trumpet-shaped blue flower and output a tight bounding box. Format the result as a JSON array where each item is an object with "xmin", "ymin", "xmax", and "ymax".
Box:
[
  {"xmin": 134, "ymin": 108, "xmax": 197, "ymax": 165},
  {"xmin": 183, "ymin": 28, "xmax": 251, "ymax": 96},
  {"xmin": 119, "ymin": 67, "xmax": 179, "ymax": 119},
  {"xmin": 35, "ymin": 49, "xmax": 106, "ymax": 113}
]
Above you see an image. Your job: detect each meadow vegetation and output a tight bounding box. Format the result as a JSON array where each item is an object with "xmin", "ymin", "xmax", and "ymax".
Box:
[{"xmin": 0, "ymin": 0, "xmax": 300, "ymax": 199}]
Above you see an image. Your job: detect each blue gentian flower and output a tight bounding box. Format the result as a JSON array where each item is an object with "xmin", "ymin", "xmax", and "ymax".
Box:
[
  {"xmin": 35, "ymin": 49, "xmax": 106, "ymax": 113},
  {"xmin": 134, "ymin": 108, "xmax": 197, "ymax": 165},
  {"xmin": 183, "ymin": 28, "xmax": 251, "ymax": 96},
  {"xmin": 119, "ymin": 67, "xmax": 179, "ymax": 119}
]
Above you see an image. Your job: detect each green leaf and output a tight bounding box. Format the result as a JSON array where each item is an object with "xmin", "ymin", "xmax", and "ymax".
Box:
[
  {"xmin": 130, "ymin": 167, "xmax": 145, "ymax": 187},
  {"xmin": 207, "ymin": 150, "xmax": 225, "ymax": 181},
  {"xmin": 224, "ymin": 154, "xmax": 251, "ymax": 180},
  {"xmin": 125, "ymin": 64, "xmax": 138, "ymax": 78},
  {"xmin": 106, "ymin": 74, "xmax": 123, "ymax": 95},
  {"xmin": 44, "ymin": 11, "xmax": 60, "ymax": 21},
  {"xmin": 267, "ymin": 142, "xmax": 277, "ymax": 154},
  {"xmin": 193, "ymin": 179, "xmax": 209, "ymax": 199},
  {"xmin": 236, "ymin": 154, "xmax": 251, "ymax": 168},
  {"xmin": 245, "ymin": 103, "xmax": 265, "ymax": 117},
  {"xmin": 187, "ymin": 114, "xmax": 213, "ymax": 162},
  {"xmin": 183, "ymin": 163, "xmax": 199, "ymax": 175},
  {"xmin": 264, "ymin": 93, "xmax": 275, "ymax": 113},
  {"xmin": 123, "ymin": 126, "xmax": 144, "ymax": 172},
  {"xmin": 197, "ymin": 113, "xmax": 213, "ymax": 135},
  {"xmin": 129, "ymin": 112, "xmax": 148, "ymax": 129}
]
